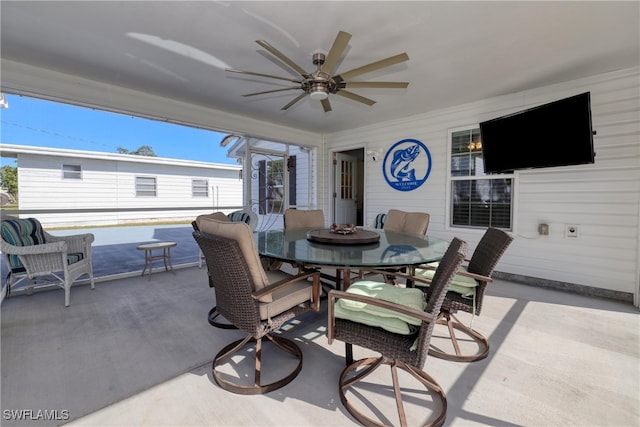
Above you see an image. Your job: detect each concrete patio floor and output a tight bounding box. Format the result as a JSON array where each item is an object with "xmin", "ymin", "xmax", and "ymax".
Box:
[{"xmin": 1, "ymin": 263, "xmax": 638, "ymax": 427}]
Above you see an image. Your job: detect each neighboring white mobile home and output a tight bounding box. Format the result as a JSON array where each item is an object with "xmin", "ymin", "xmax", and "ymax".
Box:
[{"xmin": 0, "ymin": 144, "xmax": 243, "ymax": 227}]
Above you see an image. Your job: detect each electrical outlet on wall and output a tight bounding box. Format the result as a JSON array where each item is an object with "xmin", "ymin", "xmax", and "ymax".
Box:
[{"xmin": 565, "ymin": 225, "xmax": 580, "ymax": 238}]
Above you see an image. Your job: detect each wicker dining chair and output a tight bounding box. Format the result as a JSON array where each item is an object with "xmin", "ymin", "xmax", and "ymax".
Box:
[
  {"xmin": 415, "ymin": 227, "xmax": 514, "ymax": 362},
  {"xmin": 193, "ymin": 218, "xmax": 321, "ymax": 395},
  {"xmin": 192, "ymin": 213, "xmax": 237, "ymax": 329},
  {"xmin": 383, "ymin": 209, "xmax": 430, "ymax": 235},
  {"xmin": 197, "ymin": 211, "xmax": 258, "ymax": 268},
  {"xmin": 369, "ymin": 209, "xmax": 430, "ymax": 284},
  {"xmin": 283, "ymin": 208, "xmax": 325, "ymax": 229},
  {"xmin": 327, "ymin": 237, "xmax": 467, "ymax": 427},
  {"xmin": 281, "ymin": 208, "xmax": 345, "ymax": 283}
]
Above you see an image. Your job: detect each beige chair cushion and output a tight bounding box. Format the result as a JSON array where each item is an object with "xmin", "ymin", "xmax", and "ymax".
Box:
[
  {"xmin": 195, "ymin": 212, "xmax": 229, "ymax": 230},
  {"xmin": 284, "ymin": 209, "xmax": 325, "ymax": 229},
  {"xmin": 384, "ymin": 209, "xmax": 430, "ymax": 235},
  {"xmin": 259, "ymin": 270, "xmax": 314, "ymax": 320},
  {"xmin": 197, "ymin": 217, "xmax": 272, "ymax": 302}
]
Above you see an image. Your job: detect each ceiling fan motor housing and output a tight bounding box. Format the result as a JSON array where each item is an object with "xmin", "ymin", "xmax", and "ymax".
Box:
[{"xmin": 307, "ymin": 52, "xmax": 335, "ymax": 97}]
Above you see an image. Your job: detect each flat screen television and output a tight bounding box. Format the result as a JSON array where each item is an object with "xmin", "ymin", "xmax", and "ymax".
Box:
[{"xmin": 479, "ymin": 92, "xmax": 595, "ymax": 174}]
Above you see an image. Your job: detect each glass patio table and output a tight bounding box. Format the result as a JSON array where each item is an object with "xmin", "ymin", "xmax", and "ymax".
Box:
[{"xmin": 254, "ymin": 227, "xmax": 449, "ymax": 290}]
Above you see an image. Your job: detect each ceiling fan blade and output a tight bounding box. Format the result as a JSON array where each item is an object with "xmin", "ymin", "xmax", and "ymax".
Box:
[
  {"xmin": 321, "ymin": 31, "xmax": 352, "ymax": 75},
  {"xmin": 226, "ymin": 68, "xmax": 302, "ymax": 83},
  {"xmin": 321, "ymin": 98, "xmax": 332, "ymax": 112},
  {"xmin": 281, "ymin": 93, "xmax": 307, "ymax": 110},
  {"xmin": 243, "ymin": 87, "xmax": 301, "ymax": 97},
  {"xmin": 256, "ymin": 40, "xmax": 309, "ymax": 77},
  {"xmin": 335, "ymin": 90, "xmax": 376, "ymax": 106},
  {"xmin": 343, "ymin": 82, "xmax": 409, "ymax": 89},
  {"xmin": 336, "ymin": 53, "xmax": 410, "ymax": 81}
]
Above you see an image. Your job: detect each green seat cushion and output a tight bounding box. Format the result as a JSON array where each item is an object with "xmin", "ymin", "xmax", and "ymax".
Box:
[
  {"xmin": 334, "ymin": 302, "xmax": 416, "ymax": 335},
  {"xmin": 415, "ymin": 262, "xmax": 478, "ymax": 297},
  {"xmin": 334, "ymin": 280, "xmax": 426, "ymax": 335}
]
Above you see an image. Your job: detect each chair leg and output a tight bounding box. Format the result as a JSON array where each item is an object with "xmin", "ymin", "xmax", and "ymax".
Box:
[
  {"xmin": 345, "ymin": 343, "xmax": 354, "ymax": 366},
  {"xmin": 207, "ymin": 306, "xmax": 238, "ymax": 329},
  {"xmin": 339, "ymin": 356, "xmax": 447, "ymax": 427},
  {"xmin": 212, "ymin": 333, "xmax": 303, "ymax": 395},
  {"xmin": 428, "ymin": 311, "xmax": 490, "ymax": 362},
  {"xmin": 64, "ymin": 277, "xmax": 72, "ymax": 307}
]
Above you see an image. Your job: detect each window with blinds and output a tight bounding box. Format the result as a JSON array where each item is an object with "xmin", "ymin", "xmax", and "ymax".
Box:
[
  {"xmin": 450, "ymin": 128, "xmax": 513, "ymax": 230},
  {"xmin": 135, "ymin": 176, "xmax": 157, "ymax": 197},
  {"xmin": 192, "ymin": 179, "xmax": 209, "ymax": 197}
]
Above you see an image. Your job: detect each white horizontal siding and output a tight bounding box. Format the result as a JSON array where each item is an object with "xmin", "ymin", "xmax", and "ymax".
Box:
[
  {"xmin": 291, "ymin": 146, "xmax": 311, "ymax": 208},
  {"xmin": 325, "ymin": 67, "xmax": 640, "ymax": 299},
  {"xmin": 16, "ymin": 152, "xmax": 243, "ymax": 227}
]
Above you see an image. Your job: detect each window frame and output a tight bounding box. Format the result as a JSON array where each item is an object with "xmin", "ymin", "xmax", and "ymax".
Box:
[
  {"xmin": 191, "ymin": 178, "xmax": 209, "ymax": 197},
  {"xmin": 61, "ymin": 163, "xmax": 82, "ymax": 180},
  {"xmin": 135, "ymin": 175, "xmax": 157, "ymax": 197},
  {"xmin": 446, "ymin": 125, "xmax": 516, "ymax": 232}
]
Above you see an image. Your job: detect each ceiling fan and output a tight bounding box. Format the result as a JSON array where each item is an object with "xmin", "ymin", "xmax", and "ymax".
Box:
[{"xmin": 226, "ymin": 31, "xmax": 409, "ymax": 112}]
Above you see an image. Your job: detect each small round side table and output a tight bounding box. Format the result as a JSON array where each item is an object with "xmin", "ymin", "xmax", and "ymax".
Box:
[{"xmin": 136, "ymin": 241, "xmax": 177, "ymax": 279}]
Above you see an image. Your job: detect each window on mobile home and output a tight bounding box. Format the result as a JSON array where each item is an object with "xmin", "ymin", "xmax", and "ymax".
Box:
[
  {"xmin": 192, "ymin": 179, "xmax": 209, "ymax": 197},
  {"xmin": 62, "ymin": 164, "xmax": 82, "ymax": 180},
  {"xmin": 135, "ymin": 176, "xmax": 157, "ymax": 197}
]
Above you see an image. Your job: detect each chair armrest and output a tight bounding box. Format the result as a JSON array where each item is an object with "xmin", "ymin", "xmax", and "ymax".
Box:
[
  {"xmin": 416, "ymin": 264, "xmax": 437, "ymax": 271},
  {"xmin": 361, "ymin": 268, "xmax": 434, "ymax": 287},
  {"xmin": 1, "ymin": 239, "xmax": 67, "ymax": 255},
  {"xmin": 327, "ymin": 289, "xmax": 435, "ymax": 344},
  {"xmin": 252, "ymin": 270, "xmax": 321, "ymax": 311},
  {"xmin": 454, "ymin": 269, "xmax": 492, "ymax": 283},
  {"xmin": 388, "ymin": 264, "xmax": 493, "ymax": 286},
  {"xmin": 45, "ymin": 232, "xmax": 94, "ymax": 254}
]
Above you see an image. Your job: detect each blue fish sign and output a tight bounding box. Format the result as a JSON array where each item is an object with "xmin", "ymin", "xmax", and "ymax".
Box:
[{"xmin": 383, "ymin": 139, "xmax": 432, "ymax": 191}]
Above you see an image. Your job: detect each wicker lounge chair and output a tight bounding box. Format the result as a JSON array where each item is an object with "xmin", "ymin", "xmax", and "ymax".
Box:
[
  {"xmin": 327, "ymin": 237, "xmax": 467, "ymax": 427},
  {"xmin": 193, "ymin": 217, "xmax": 321, "ymax": 394},
  {"xmin": 415, "ymin": 227, "xmax": 514, "ymax": 362},
  {"xmin": 1, "ymin": 216, "xmax": 94, "ymax": 307}
]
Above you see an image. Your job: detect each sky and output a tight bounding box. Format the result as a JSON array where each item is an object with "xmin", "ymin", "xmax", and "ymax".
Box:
[{"xmin": 0, "ymin": 94, "xmax": 236, "ymax": 166}]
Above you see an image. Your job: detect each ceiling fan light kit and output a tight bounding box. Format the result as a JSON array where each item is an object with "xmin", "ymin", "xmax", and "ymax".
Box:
[
  {"xmin": 309, "ymin": 90, "xmax": 329, "ymax": 101},
  {"xmin": 226, "ymin": 31, "xmax": 409, "ymax": 112}
]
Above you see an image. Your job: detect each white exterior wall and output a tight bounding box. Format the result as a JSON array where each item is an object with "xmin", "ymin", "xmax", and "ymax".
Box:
[
  {"xmin": 12, "ymin": 148, "xmax": 242, "ymax": 227},
  {"xmin": 323, "ymin": 67, "xmax": 640, "ymax": 302},
  {"xmin": 290, "ymin": 145, "xmax": 311, "ymax": 209}
]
